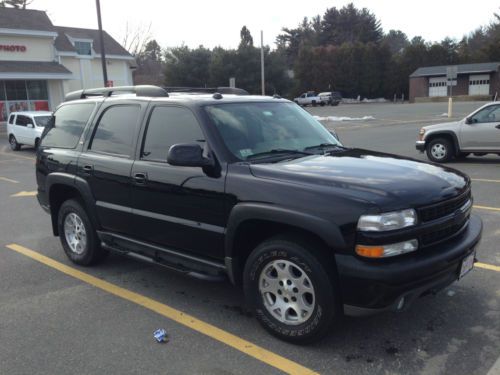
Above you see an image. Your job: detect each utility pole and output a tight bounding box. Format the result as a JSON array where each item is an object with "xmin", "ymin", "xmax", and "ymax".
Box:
[
  {"xmin": 95, "ymin": 0, "xmax": 108, "ymax": 86},
  {"xmin": 260, "ymin": 30, "xmax": 265, "ymax": 96}
]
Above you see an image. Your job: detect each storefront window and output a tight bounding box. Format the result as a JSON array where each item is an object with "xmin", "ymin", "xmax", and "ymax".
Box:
[
  {"xmin": 0, "ymin": 80, "xmax": 50, "ymax": 121},
  {"xmin": 27, "ymin": 80, "xmax": 48, "ymax": 100}
]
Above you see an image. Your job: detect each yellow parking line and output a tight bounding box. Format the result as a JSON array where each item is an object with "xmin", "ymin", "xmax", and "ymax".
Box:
[
  {"xmin": 476, "ymin": 263, "xmax": 500, "ymax": 272},
  {"xmin": 5, "ymin": 244, "xmax": 318, "ymax": 375},
  {"xmin": 471, "ymin": 179, "xmax": 500, "ymax": 183},
  {"xmin": 11, "ymin": 191, "xmax": 37, "ymax": 197},
  {"xmin": 0, "ymin": 152, "xmax": 34, "ymax": 161},
  {"xmin": 0, "ymin": 176, "xmax": 19, "ymax": 184},
  {"xmin": 474, "ymin": 205, "xmax": 500, "ymax": 212}
]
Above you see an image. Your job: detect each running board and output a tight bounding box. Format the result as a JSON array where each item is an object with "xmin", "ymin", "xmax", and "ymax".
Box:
[{"xmin": 98, "ymin": 231, "xmax": 227, "ymax": 282}]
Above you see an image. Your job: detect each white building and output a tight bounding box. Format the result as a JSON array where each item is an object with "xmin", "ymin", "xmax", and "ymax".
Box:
[{"xmin": 0, "ymin": 7, "xmax": 135, "ymax": 122}]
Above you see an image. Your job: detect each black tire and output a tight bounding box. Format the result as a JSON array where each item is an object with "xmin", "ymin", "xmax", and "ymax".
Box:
[
  {"xmin": 58, "ymin": 199, "xmax": 107, "ymax": 266},
  {"xmin": 426, "ymin": 137, "xmax": 454, "ymax": 163},
  {"xmin": 243, "ymin": 235, "xmax": 337, "ymax": 344},
  {"xmin": 312, "ymin": 101, "xmax": 317, "ymax": 107},
  {"xmin": 34, "ymin": 138, "xmax": 40, "ymax": 151},
  {"xmin": 9, "ymin": 135, "xmax": 20, "ymax": 151}
]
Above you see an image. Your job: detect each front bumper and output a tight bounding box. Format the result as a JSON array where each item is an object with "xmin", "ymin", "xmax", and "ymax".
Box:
[
  {"xmin": 335, "ymin": 214, "xmax": 482, "ymax": 316},
  {"xmin": 416, "ymin": 140, "xmax": 425, "ymax": 152}
]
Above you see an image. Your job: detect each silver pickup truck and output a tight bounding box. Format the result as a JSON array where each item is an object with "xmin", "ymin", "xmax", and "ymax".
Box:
[{"xmin": 416, "ymin": 102, "xmax": 500, "ymax": 162}]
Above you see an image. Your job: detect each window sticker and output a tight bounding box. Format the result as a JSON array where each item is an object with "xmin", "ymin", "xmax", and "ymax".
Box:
[{"xmin": 239, "ymin": 149, "xmax": 252, "ymax": 158}]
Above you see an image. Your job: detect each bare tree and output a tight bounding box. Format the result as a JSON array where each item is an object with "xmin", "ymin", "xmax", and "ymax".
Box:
[
  {"xmin": 122, "ymin": 21, "xmax": 153, "ymax": 57},
  {"xmin": 0, "ymin": 0, "xmax": 34, "ymax": 8}
]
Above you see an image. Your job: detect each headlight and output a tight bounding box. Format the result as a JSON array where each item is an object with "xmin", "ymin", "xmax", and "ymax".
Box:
[
  {"xmin": 356, "ymin": 239, "xmax": 418, "ymax": 258},
  {"xmin": 418, "ymin": 128, "xmax": 426, "ymax": 141},
  {"xmin": 357, "ymin": 209, "xmax": 417, "ymax": 232}
]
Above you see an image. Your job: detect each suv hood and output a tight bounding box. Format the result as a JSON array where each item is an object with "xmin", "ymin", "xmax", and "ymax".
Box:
[{"xmin": 249, "ymin": 149, "xmax": 469, "ymax": 211}]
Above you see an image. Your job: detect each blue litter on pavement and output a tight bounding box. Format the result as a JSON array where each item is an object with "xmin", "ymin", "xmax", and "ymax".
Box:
[{"xmin": 154, "ymin": 328, "xmax": 168, "ymax": 343}]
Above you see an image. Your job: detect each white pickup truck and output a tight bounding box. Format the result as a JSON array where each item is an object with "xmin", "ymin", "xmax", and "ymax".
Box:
[{"xmin": 293, "ymin": 92, "xmax": 325, "ymax": 107}]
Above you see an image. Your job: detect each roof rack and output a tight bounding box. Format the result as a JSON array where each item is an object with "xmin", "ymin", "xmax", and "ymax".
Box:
[
  {"xmin": 64, "ymin": 85, "xmax": 168, "ymax": 102},
  {"xmin": 164, "ymin": 86, "xmax": 249, "ymax": 95}
]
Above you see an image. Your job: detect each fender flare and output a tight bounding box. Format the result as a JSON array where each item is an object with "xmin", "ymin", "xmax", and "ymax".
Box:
[
  {"xmin": 46, "ymin": 173, "xmax": 100, "ymax": 235},
  {"xmin": 425, "ymin": 131, "xmax": 460, "ymax": 155},
  {"xmin": 225, "ymin": 202, "xmax": 345, "ymax": 262}
]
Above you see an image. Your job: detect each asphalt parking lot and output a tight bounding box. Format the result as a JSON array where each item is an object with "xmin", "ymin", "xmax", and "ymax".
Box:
[{"xmin": 0, "ymin": 101, "xmax": 499, "ymax": 375}]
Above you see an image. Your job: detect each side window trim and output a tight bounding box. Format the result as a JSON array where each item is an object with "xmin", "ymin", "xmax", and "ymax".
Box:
[
  {"xmin": 87, "ymin": 103, "xmax": 142, "ymax": 159},
  {"xmin": 140, "ymin": 104, "xmax": 205, "ymax": 164}
]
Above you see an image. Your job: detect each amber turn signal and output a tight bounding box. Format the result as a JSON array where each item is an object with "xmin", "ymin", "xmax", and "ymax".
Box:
[{"xmin": 355, "ymin": 245, "xmax": 385, "ymax": 258}]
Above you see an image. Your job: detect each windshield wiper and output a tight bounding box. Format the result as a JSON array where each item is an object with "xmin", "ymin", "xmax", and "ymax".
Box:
[
  {"xmin": 304, "ymin": 143, "xmax": 348, "ymax": 152},
  {"xmin": 246, "ymin": 148, "xmax": 314, "ymax": 160}
]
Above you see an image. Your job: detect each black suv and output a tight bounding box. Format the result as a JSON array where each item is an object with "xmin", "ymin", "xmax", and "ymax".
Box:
[{"xmin": 36, "ymin": 85, "xmax": 482, "ymax": 343}]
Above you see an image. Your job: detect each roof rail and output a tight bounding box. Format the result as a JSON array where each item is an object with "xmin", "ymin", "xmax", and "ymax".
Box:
[
  {"xmin": 64, "ymin": 85, "xmax": 168, "ymax": 102},
  {"xmin": 164, "ymin": 86, "xmax": 249, "ymax": 95}
]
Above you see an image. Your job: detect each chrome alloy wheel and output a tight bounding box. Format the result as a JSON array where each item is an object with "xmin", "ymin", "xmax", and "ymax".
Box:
[
  {"xmin": 64, "ymin": 212, "xmax": 87, "ymax": 255},
  {"xmin": 258, "ymin": 259, "xmax": 316, "ymax": 325},
  {"xmin": 431, "ymin": 143, "xmax": 447, "ymax": 160}
]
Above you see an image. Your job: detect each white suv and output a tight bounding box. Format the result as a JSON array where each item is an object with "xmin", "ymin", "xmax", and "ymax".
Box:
[{"xmin": 7, "ymin": 111, "xmax": 52, "ymax": 151}]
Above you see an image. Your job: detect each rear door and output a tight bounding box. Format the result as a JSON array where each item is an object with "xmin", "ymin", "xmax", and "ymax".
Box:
[
  {"xmin": 129, "ymin": 105, "xmax": 227, "ymax": 260},
  {"xmin": 460, "ymin": 104, "xmax": 500, "ymax": 151},
  {"xmin": 77, "ymin": 101, "xmax": 146, "ymax": 235},
  {"xmin": 14, "ymin": 114, "xmax": 30, "ymax": 143}
]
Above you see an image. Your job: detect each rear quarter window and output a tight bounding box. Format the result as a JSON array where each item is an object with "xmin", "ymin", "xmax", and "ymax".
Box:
[{"xmin": 42, "ymin": 103, "xmax": 95, "ymax": 149}]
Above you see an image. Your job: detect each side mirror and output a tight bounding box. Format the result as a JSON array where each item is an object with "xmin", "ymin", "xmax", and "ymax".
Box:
[
  {"xmin": 465, "ymin": 117, "xmax": 472, "ymax": 125},
  {"xmin": 167, "ymin": 143, "xmax": 213, "ymax": 167}
]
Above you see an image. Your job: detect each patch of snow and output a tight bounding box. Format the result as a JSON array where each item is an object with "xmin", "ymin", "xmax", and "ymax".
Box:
[
  {"xmin": 341, "ymin": 97, "xmax": 388, "ymax": 104},
  {"xmin": 314, "ymin": 115, "xmax": 375, "ymax": 122},
  {"xmin": 438, "ymin": 113, "xmax": 448, "ymax": 117}
]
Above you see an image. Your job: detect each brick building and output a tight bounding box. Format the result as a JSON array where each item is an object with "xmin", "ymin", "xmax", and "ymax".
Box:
[{"xmin": 409, "ymin": 62, "xmax": 500, "ymax": 102}]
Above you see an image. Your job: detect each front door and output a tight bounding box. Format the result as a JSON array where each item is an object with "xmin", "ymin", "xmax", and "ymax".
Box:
[
  {"xmin": 130, "ymin": 105, "xmax": 227, "ymax": 260},
  {"xmin": 77, "ymin": 102, "xmax": 144, "ymax": 235},
  {"xmin": 460, "ymin": 104, "xmax": 500, "ymax": 151}
]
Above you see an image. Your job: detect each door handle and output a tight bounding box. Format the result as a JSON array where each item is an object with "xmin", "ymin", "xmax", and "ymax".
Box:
[
  {"xmin": 133, "ymin": 172, "xmax": 147, "ymax": 184},
  {"xmin": 82, "ymin": 165, "xmax": 93, "ymax": 174}
]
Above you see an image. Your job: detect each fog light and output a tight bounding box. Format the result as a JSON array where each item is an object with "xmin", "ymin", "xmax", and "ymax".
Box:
[{"xmin": 355, "ymin": 239, "xmax": 418, "ymax": 258}]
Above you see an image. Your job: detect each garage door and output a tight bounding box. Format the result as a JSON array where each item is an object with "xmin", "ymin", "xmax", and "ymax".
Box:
[
  {"xmin": 429, "ymin": 77, "xmax": 447, "ymax": 97},
  {"xmin": 469, "ymin": 74, "xmax": 490, "ymax": 96}
]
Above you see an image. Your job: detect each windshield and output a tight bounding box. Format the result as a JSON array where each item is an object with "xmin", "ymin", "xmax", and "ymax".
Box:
[
  {"xmin": 34, "ymin": 116, "xmax": 52, "ymax": 127},
  {"xmin": 204, "ymin": 102, "xmax": 341, "ymax": 160}
]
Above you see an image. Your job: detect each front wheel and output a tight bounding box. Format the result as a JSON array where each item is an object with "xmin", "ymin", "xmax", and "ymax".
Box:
[
  {"xmin": 426, "ymin": 138, "xmax": 454, "ymax": 163},
  {"xmin": 244, "ymin": 235, "xmax": 337, "ymax": 344}
]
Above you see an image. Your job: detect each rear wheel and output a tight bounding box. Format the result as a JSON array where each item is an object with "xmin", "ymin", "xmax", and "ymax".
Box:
[
  {"xmin": 426, "ymin": 138, "xmax": 454, "ymax": 163},
  {"xmin": 9, "ymin": 135, "xmax": 20, "ymax": 151},
  {"xmin": 34, "ymin": 138, "xmax": 40, "ymax": 150},
  {"xmin": 312, "ymin": 100, "xmax": 317, "ymax": 107},
  {"xmin": 244, "ymin": 235, "xmax": 337, "ymax": 344},
  {"xmin": 58, "ymin": 199, "xmax": 107, "ymax": 266}
]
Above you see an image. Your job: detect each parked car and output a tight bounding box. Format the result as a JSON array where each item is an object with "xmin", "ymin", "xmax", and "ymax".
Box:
[
  {"xmin": 318, "ymin": 91, "xmax": 342, "ymax": 106},
  {"xmin": 7, "ymin": 111, "xmax": 52, "ymax": 151},
  {"xmin": 416, "ymin": 102, "xmax": 500, "ymax": 162},
  {"xmin": 37, "ymin": 85, "xmax": 482, "ymax": 344},
  {"xmin": 293, "ymin": 92, "xmax": 325, "ymax": 107}
]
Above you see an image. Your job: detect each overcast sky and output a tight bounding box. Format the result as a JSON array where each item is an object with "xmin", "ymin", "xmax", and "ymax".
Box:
[{"xmin": 32, "ymin": 0, "xmax": 500, "ymax": 50}]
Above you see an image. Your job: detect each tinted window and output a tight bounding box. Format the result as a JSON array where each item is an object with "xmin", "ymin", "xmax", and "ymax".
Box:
[
  {"xmin": 471, "ymin": 105, "xmax": 500, "ymax": 124},
  {"xmin": 8, "ymin": 114, "xmax": 15, "ymax": 124},
  {"xmin": 42, "ymin": 103, "xmax": 95, "ymax": 149},
  {"xmin": 15, "ymin": 115, "xmax": 31, "ymax": 126},
  {"xmin": 142, "ymin": 106, "xmax": 204, "ymax": 161},
  {"xmin": 90, "ymin": 105, "xmax": 140, "ymax": 157},
  {"xmin": 34, "ymin": 116, "xmax": 51, "ymax": 127}
]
